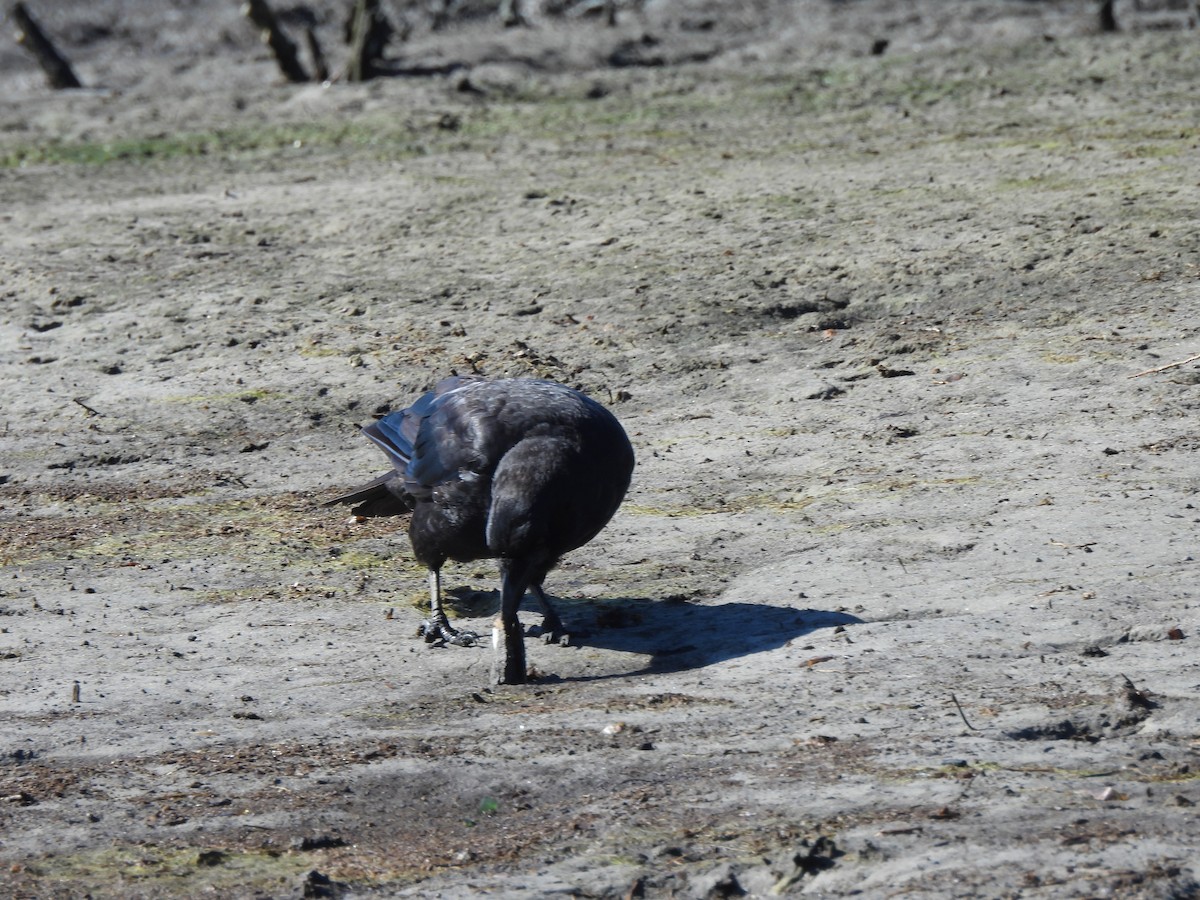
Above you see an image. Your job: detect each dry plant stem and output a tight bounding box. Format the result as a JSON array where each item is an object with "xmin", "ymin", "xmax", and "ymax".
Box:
[{"xmin": 1127, "ymin": 351, "xmax": 1200, "ymax": 378}]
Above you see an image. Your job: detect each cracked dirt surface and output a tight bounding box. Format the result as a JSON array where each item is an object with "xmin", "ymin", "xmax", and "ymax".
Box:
[{"xmin": 3, "ymin": 1, "xmax": 1200, "ymax": 896}]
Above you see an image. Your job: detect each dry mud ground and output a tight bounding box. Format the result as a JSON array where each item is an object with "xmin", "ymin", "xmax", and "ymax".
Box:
[{"xmin": 3, "ymin": 1, "xmax": 1200, "ymax": 897}]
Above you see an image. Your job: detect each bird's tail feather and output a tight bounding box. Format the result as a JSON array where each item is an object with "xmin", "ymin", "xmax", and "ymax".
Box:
[
  {"xmin": 323, "ymin": 472, "xmax": 394, "ymax": 507},
  {"xmin": 324, "ymin": 472, "xmax": 411, "ymax": 517}
]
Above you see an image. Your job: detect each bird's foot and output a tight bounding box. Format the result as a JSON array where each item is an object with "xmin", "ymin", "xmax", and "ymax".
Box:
[
  {"xmin": 418, "ymin": 615, "xmax": 479, "ymax": 647},
  {"xmin": 526, "ymin": 619, "xmax": 579, "ymax": 647}
]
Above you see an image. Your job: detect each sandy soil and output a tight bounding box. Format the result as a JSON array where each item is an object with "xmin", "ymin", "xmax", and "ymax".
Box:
[{"xmin": 3, "ymin": 1, "xmax": 1200, "ymax": 897}]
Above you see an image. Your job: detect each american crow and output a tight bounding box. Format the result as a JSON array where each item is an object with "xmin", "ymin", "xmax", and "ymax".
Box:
[{"xmin": 328, "ymin": 376, "xmax": 635, "ymax": 684}]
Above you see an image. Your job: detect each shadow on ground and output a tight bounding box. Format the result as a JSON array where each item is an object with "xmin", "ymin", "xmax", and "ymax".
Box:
[{"xmin": 447, "ymin": 589, "xmax": 862, "ymax": 678}]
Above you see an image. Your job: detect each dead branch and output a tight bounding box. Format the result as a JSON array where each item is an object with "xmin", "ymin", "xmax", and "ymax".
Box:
[
  {"xmin": 10, "ymin": 2, "xmax": 83, "ymax": 89},
  {"xmin": 303, "ymin": 26, "xmax": 328, "ymax": 82},
  {"xmin": 1099, "ymin": 0, "xmax": 1118, "ymax": 32},
  {"xmin": 1127, "ymin": 351, "xmax": 1200, "ymax": 379},
  {"xmin": 347, "ymin": 0, "xmax": 392, "ymax": 82},
  {"xmin": 242, "ymin": 0, "xmax": 309, "ymax": 83},
  {"xmin": 500, "ymin": 0, "xmax": 530, "ymax": 28}
]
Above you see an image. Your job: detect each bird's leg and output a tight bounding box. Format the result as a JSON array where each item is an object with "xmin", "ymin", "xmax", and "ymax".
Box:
[
  {"xmin": 525, "ymin": 583, "xmax": 576, "ymax": 646},
  {"xmin": 492, "ymin": 560, "xmax": 532, "ymax": 685},
  {"xmin": 418, "ymin": 568, "xmax": 479, "ymax": 647}
]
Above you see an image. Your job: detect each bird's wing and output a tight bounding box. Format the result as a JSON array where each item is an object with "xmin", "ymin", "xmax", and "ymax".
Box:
[
  {"xmin": 361, "ymin": 376, "xmax": 482, "ymax": 472},
  {"xmin": 363, "ymin": 377, "xmax": 631, "ymax": 510},
  {"xmin": 406, "ymin": 383, "xmax": 493, "ymax": 492},
  {"xmin": 409, "ymin": 379, "xmax": 601, "ymax": 482},
  {"xmin": 362, "ymin": 417, "xmax": 411, "ymax": 471}
]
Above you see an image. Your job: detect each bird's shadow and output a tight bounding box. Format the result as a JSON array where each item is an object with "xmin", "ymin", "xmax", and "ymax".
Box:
[{"xmin": 445, "ymin": 590, "xmax": 862, "ymax": 679}]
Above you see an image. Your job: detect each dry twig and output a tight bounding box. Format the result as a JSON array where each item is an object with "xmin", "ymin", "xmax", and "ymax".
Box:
[
  {"xmin": 1128, "ymin": 351, "xmax": 1200, "ymax": 379},
  {"xmin": 72, "ymin": 397, "xmax": 101, "ymax": 417}
]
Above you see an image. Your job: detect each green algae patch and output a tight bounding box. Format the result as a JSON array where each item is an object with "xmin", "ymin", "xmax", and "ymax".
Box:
[
  {"xmin": 2, "ymin": 490, "xmax": 392, "ymax": 568},
  {"xmin": 0, "ymin": 119, "xmax": 433, "ymax": 169},
  {"xmin": 14, "ymin": 845, "xmax": 314, "ymax": 898}
]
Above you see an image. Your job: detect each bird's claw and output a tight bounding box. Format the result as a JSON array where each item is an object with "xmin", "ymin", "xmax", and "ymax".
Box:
[
  {"xmin": 418, "ymin": 618, "xmax": 480, "ymax": 647},
  {"xmin": 526, "ymin": 620, "xmax": 580, "ymax": 647}
]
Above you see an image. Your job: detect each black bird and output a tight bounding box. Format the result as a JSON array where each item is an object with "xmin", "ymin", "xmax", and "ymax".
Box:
[{"xmin": 327, "ymin": 376, "xmax": 635, "ymax": 684}]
